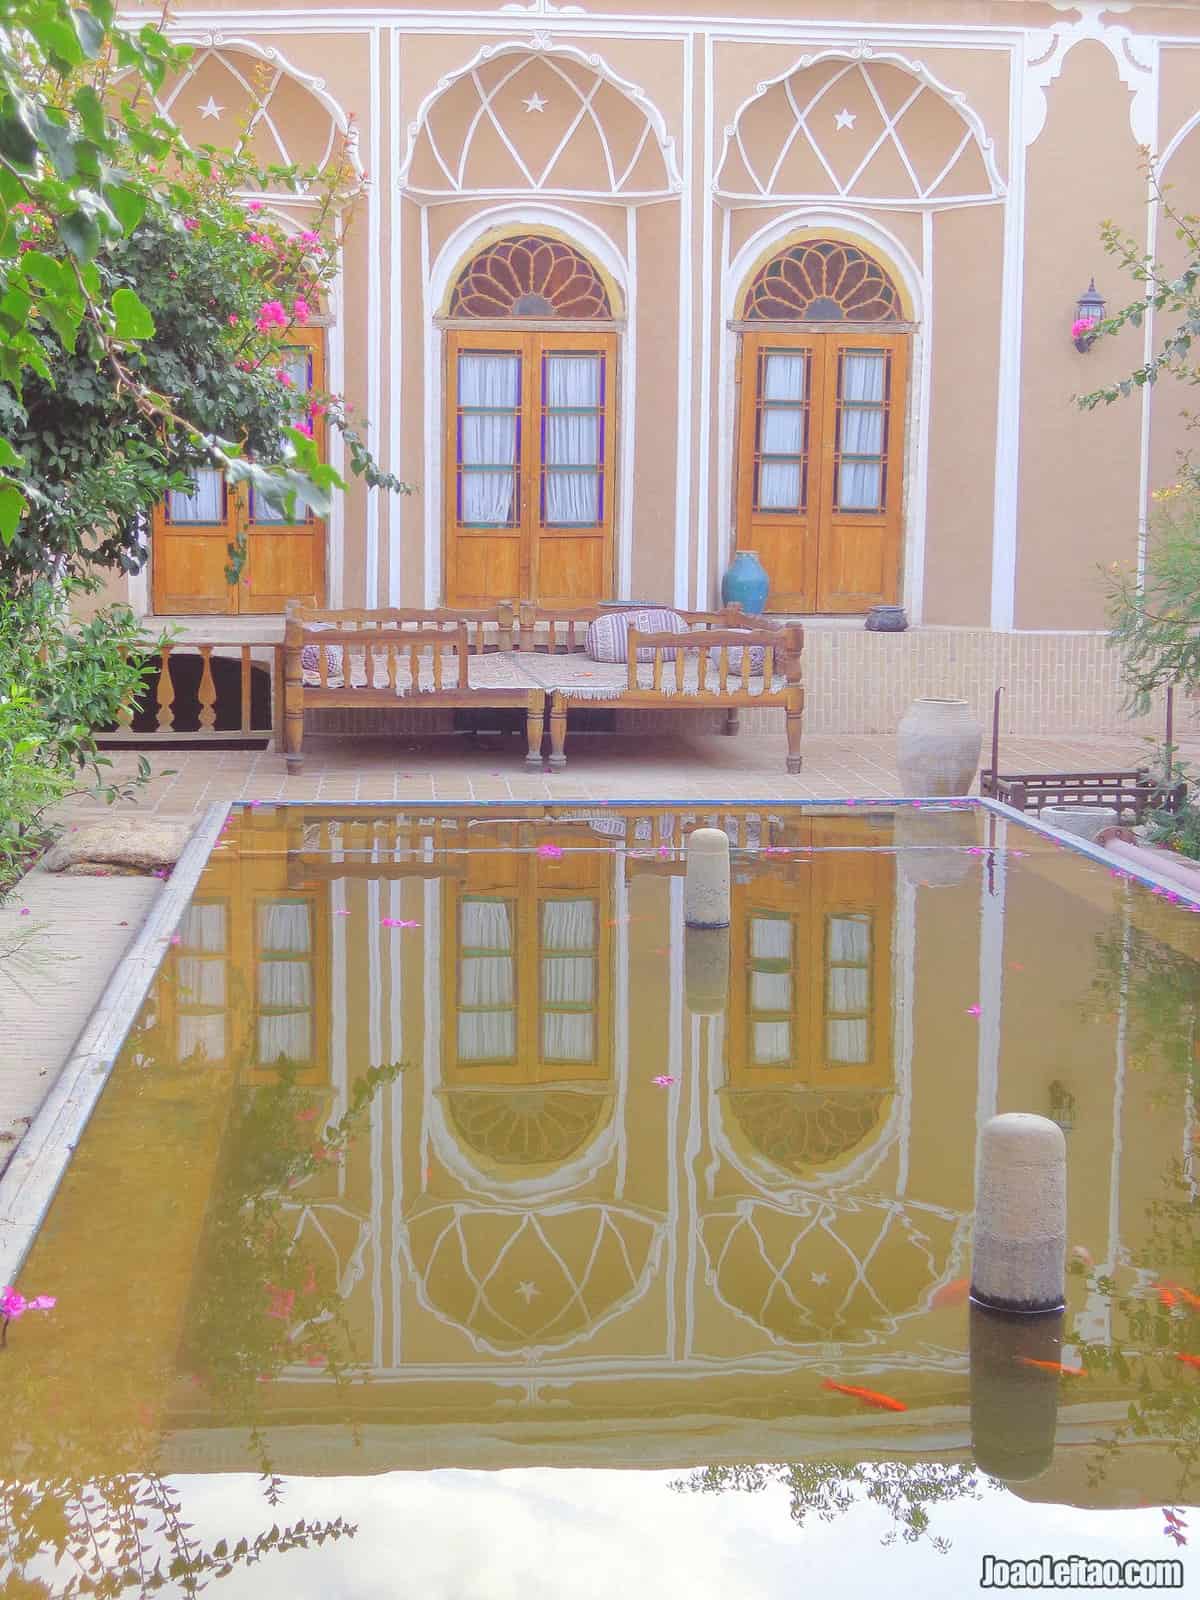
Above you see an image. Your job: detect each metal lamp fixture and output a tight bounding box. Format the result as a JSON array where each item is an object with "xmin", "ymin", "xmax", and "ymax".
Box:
[{"xmin": 1072, "ymin": 279, "xmax": 1105, "ymax": 353}]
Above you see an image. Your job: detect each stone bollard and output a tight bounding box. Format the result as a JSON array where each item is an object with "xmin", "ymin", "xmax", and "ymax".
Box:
[
  {"xmin": 971, "ymin": 1113, "xmax": 1066, "ymax": 1315},
  {"xmin": 684, "ymin": 828, "xmax": 731, "ymax": 930},
  {"xmin": 969, "ymin": 1302, "xmax": 1064, "ymax": 1481},
  {"xmin": 685, "ymin": 927, "xmax": 730, "ymax": 1014}
]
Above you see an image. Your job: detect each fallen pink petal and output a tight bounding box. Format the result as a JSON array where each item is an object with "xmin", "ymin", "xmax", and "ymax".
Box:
[
  {"xmin": 537, "ymin": 844, "xmax": 564, "ymax": 859},
  {"xmin": 966, "ymin": 1004, "xmax": 982, "ymax": 1016},
  {"xmin": 652, "ymin": 1075, "xmax": 677, "ymax": 1087},
  {"xmin": 381, "ymin": 918, "xmax": 421, "ymax": 928}
]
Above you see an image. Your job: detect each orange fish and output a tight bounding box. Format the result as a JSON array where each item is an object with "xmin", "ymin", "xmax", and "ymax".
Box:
[
  {"xmin": 1016, "ymin": 1357, "xmax": 1085, "ymax": 1377},
  {"xmin": 1161, "ymin": 1281, "xmax": 1200, "ymax": 1313},
  {"xmin": 1159, "ymin": 1286, "xmax": 1179, "ymax": 1310},
  {"xmin": 930, "ymin": 1276, "xmax": 970, "ymax": 1310},
  {"xmin": 1174, "ymin": 1353, "xmax": 1200, "ymax": 1370},
  {"xmin": 821, "ymin": 1378, "xmax": 907, "ymax": 1412}
]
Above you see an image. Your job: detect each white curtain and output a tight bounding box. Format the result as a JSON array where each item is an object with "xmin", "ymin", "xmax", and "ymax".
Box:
[
  {"xmin": 750, "ymin": 969, "xmax": 791, "ymax": 1011},
  {"xmin": 168, "ymin": 466, "xmax": 224, "ymax": 524},
  {"xmin": 752, "ymin": 1020, "xmax": 791, "ymax": 1064},
  {"xmin": 458, "ymin": 1011, "xmax": 516, "ymax": 1061},
  {"xmin": 837, "ymin": 352, "xmax": 885, "ymax": 511},
  {"xmin": 756, "ymin": 353, "xmax": 807, "ymax": 512},
  {"xmin": 178, "ymin": 904, "xmax": 226, "ymax": 952},
  {"xmin": 258, "ymin": 961, "xmax": 312, "ymax": 1008},
  {"xmin": 542, "ymin": 899, "xmax": 595, "ymax": 952},
  {"xmin": 460, "ymin": 956, "xmax": 514, "ymax": 1006},
  {"xmin": 543, "ymin": 354, "xmax": 602, "ymax": 526},
  {"xmin": 542, "ymin": 956, "xmax": 594, "ymax": 1005},
  {"xmin": 177, "ymin": 1014, "xmax": 225, "ymax": 1061},
  {"xmin": 259, "ymin": 902, "xmax": 312, "ymax": 954},
  {"xmin": 541, "ymin": 1011, "xmax": 594, "ymax": 1062},
  {"xmin": 461, "ymin": 899, "xmax": 513, "ymax": 951},
  {"xmin": 827, "ymin": 966, "xmax": 869, "ymax": 1012},
  {"xmin": 459, "ymin": 353, "xmax": 520, "ymax": 526},
  {"xmin": 750, "ymin": 916, "xmax": 792, "ymax": 961},
  {"xmin": 176, "ymin": 958, "xmax": 225, "ymax": 1007},
  {"xmin": 827, "ymin": 1019, "xmax": 869, "ymax": 1063},
  {"xmin": 828, "ymin": 914, "xmax": 870, "ymax": 962},
  {"xmin": 258, "ymin": 1013, "xmax": 313, "ymax": 1063}
]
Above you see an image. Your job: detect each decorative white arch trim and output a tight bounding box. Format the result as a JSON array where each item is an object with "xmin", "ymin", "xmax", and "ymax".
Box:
[
  {"xmin": 717, "ymin": 208, "xmax": 930, "ymax": 619},
  {"xmin": 715, "ymin": 47, "xmax": 1005, "ymax": 210},
  {"xmin": 155, "ymin": 33, "xmax": 363, "ymax": 180},
  {"xmin": 423, "ymin": 202, "xmax": 634, "ymax": 609},
  {"xmin": 1023, "ymin": 4, "xmax": 1156, "ymax": 148},
  {"xmin": 398, "ymin": 36, "xmax": 682, "ymax": 199}
]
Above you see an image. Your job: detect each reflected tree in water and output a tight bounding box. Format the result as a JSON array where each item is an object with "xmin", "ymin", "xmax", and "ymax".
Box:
[{"xmin": 670, "ymin": 1460, "xmax": 986, "ymax": 1551}]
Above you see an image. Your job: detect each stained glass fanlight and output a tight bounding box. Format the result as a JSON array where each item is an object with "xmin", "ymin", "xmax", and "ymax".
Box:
[
  {"xmin": 449, "ymin": 234, "xmax": 613, "ymax": 319},
  {"xmin": 743, "ymin": 240, "xmax": 902, "ymax": 323}
]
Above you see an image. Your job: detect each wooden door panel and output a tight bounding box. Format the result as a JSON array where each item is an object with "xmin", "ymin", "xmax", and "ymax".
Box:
[
  {"xmin": 532, "ymin": 333, "xmax": 615, "ymax": 607},
  {"xmin": 816, "ymin": 335, "xmax": 906, "ymax": 613},
  {"xmin": 445, "ymin": 333, "xmax": 527, "ymax": 607},
  {"xmin": 151, "ymin": 528, "xmax": 236, "ymax": 615},
  {"xmin": 449, "ymin": 532, "xmax": 523, "ymax": 607},
  {"xmin": 245, "ymin": 528, "xmax": 324, "ymax": 611},
  {"xmin": 536, "ymin": 531, "xmax": 606, "ymax": 607}
]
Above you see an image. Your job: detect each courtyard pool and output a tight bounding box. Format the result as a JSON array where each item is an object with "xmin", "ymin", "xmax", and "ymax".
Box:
[{"xmin": 2, "ymin": 802, "xmax": 1198, "ymax": 1596}]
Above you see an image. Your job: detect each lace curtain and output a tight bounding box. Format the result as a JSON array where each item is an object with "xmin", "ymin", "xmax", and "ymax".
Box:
[
  {"xmin": 836, "ymin": 352, "xmax": 886, "ymax": 511},
  {"xmin": 459, "ymin": 353, "xmax": 521, "ymax": 527},
  {"xmin": 257, "ymin": 902, "xmax": 313, "ymax": 1064},
  {"xmin": 543, "ymin": 355, "xmax": 602, "ymax": 526},
  {"xmin": 168, "ymin": 466, "xmax": 224, "ymax": 524},
  {"xmin": 755, "ymin": 353, "xmax": 807, "ymax": 512},
  {"xmin": 458, "ymin": 899, "xmax": 516, "ymax": 1062}
]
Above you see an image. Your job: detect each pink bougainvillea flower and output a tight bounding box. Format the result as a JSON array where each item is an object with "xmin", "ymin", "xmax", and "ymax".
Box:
[
  {"xmin": 1, "ymin": 1287, "xmax": 55, "ymax": 1321},
  {"xmin": 183, "ymin": 217, "xmax": 199, "ymax": 232},
  {"xmin": 227, "ymin": 313, "xmax": 239, "ymax": 327},
  {"xmin": 169, "ymin": 934, "xmax": 181, "ymax": 946},
  {"xmin": 293, "ymin": 297, "xmax": 311, "ymax": 323},
  {"xmin": 265, "ymin": 1285, "xmax": 296, "ymax": 1321},
  {"xmin": 295, "ymin": 418, "xmax": 313, "ymax": 437},
  {"xmin": 18, "ymin": 907, "xmax": 30, "ymax": 916},
  {"xmin": 246, "ymin": 200, "xmax": 265, "ymax": 213},
  {"xmin": 311, "ymin": 401, "xmax": 328, "ymax": 419},
  {"xmin": 965, "ymin": 1004, "xmax": 982, "ymax": 1016},
  {"xmin": 255, "ymin": 298, "xmax": 288, "ymax": 333},
  {"xmin": 652, "ymin": 1075, "xmax": 677, "ymax": 1087},
  {"xmin": 13, "ymin": 202, "xmax": 36, "ymax": 215},
  {"xmin": 381, "ymin": 917, "xmax": 420, "ymax": 928},
  {"xmin": 275, "ymin": 368, "xmax": 294, "ymax": 386},
  {"xmin": 298, "ymin": 230, "xmax": 321, "ymax": 246},
  {"xmin": 537, "ymin": 843, "xmax": 564, "ymax": 859},
  {"xmin": 1071, "ymin": 317, "xmax": 1099, "ymax": 340}
]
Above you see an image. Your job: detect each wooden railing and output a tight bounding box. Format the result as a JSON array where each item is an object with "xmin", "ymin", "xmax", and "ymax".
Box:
[{"xmin": 98, "ymin": 642, "xmax": 284, "ymax": 745}]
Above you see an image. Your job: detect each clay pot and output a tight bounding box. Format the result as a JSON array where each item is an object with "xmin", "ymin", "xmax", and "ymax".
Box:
[{"xmin": 896, "ymin": 698, "xmax": 983, "ymax": 797}]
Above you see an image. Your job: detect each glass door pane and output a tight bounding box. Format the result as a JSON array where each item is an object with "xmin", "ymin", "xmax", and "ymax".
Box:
[
  {"xmin": 457, "ymin": 351, "xmax": 522, "ymax": 528},
  {"xmin": 540, "ymin": 352, "xmax": 604, "ymax": 527},
  {"xmin": 251, "ymin": 345, "xmax": 315, "ymax": 524},
  {"xmin": 834, "ymin": 350, "xmax": 890, "ymax": 512},
  {"xmin": 753, "ymin": 350, "xmax": 810, "ymax": 513},
  {"xmin": 167, "ymin": 467, "xmax": 226, "ymax": 525}
]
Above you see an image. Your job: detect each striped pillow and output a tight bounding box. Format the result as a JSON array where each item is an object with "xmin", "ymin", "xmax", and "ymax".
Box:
[{"xmin": 585, "ymin": 608, "xmax": 688, "ymax": 663}]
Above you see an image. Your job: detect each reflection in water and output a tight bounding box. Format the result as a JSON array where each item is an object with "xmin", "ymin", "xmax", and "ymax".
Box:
[{"xmin": 2, "ymin": 804, "xmax": 1199, "ymax": 1591}]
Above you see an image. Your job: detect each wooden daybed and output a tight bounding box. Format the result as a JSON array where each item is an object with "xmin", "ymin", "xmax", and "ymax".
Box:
[
  {"xmin": 513, "ymin": 603, "xmax": 805, "ymax": 772},
  {"xmin": 282, "ymin": 603, "xmax": 543, "ymax": 775},
  {"xmin": 281, "ymin": 602, "xmax": 805, "ymax": 773}
]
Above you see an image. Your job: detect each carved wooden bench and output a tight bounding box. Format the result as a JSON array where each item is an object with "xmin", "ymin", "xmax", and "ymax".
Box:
[{"xmin": 281, "ymin": 603, "xmax": 543, "ymax": 774}]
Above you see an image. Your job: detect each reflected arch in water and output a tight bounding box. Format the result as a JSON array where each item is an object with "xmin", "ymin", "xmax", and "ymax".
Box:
[
  {"xmin": 721, "ymin": 1087, "xmax": 894, "ymax": 1179},
  {"xmin": 398, "ymin": 1199, "xmax": 667, "ymax": 1356},
  {"xmin": 443, "ymin": 1087, "xmax": 615, "ymax": 1173}
]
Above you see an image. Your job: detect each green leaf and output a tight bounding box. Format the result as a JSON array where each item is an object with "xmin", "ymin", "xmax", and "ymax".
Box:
[
  {"xmin": 59, "ymin": 210, "xmax": 101, "ymax": 263},
  {"xmin": 19, "ymin": 251, "xmax": 69, "ymax": 294},
  {"xmin": 36, "ymin": 18, "xmax": 85, "ymax": 67},
  {"xmin": 0, "ymin": 482, "xmax": 26, "ymax": 544},
  {"xmin": 73, "ymin": 84, "xmax": 106, "ymax": 142},
  {"xmin": 106, "ymin": 184, "xmax": 146, "ymax": 236},
  {"xmin": 111, "ymin": 286, "xmax": 155, "ymax": 340},
  {"xmin": 72, "ymin": 7, "xmax": 107, "ymax": 57},
  {"xmin": 34, "ymin": 108, "xmax": 78, "ymax": 179},
  {"xmin": 0, "ymin": 438, "xmax": 24, "ymax": 470},
  {"xmin": 0, "ymin": 112, "xmax": 38, "ymax": 171}
]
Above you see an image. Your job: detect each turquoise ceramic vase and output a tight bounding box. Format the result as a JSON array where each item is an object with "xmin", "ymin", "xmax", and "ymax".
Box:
[{"xmin": 721, "ymin": 550, "xmax": 770, "ymax": 615}]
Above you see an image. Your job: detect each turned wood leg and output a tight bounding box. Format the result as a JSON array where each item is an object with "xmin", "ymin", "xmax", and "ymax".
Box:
[
  {"xmin": 525, "ymin": 695, "xmax": 546, "ymax": 766},
  {"xmin": 549, "ymin": 696, "xmax": 568, "ymax": 769},
  {"xmin": 785, "ymin": 690, "xmax": 804, "ymax": 775},
  {"xmin": 723, "ymin": 708, "xmax": 740, "ymax": 736},
  {"xmin": 284, "ymin": 647, "xmax": 305, "ymax": 774}
]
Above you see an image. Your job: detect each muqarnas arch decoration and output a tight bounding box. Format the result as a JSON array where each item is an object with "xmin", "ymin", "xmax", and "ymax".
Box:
[
  {"xmin": 448, "ymin": 234, "xmax": 613, "ymax": 319},
  {"xmin": 717, "ymin": 50, "xmax": 1004, "ymax": 208},
  {"xmin": 742, "ymin": 239, "xmax": 903, "ymax": 322}
]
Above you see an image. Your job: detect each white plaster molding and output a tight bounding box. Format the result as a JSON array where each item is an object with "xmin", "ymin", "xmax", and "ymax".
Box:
[
  {"xmin": 397, "ymin": 37, "xmax": 681, "ymax": 198},
  {"xmin": 715, "ymin": 47, "xmax": 1005, "ymax": 209},
  {"xmin": 499, "ymin": 0, "xmax": 587, "ymax": 13},
  {"xmin": 1023, "ymin": 3, "xmax": 1155, "ymax": 148}
]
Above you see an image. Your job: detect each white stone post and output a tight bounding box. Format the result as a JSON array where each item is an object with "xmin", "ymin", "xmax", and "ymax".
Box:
[
  {"xmin": 685, "ymin": 927, "xmax": 729, "ymax": 1014},
  {"xmin": 971, "ymin": 1113, "xmax": 1066, "ymax": 1314},
  {"xmin": 684, "ymin": 828, "xmax": 731, "ymax": 930}
]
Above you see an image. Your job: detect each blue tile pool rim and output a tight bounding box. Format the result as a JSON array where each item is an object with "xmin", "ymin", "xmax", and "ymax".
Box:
[{"xmin": 0, "ymin": 793, "xmax": 1195, "ymax": 1288}]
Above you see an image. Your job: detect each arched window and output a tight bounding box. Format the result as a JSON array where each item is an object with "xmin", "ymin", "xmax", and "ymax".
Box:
[
  {"xmin": 443, "ymin": 233, "xmax": 618, "ymax": 606},
  {"xmin": 734, "ymin": 238, "xmax": 909, "ymax": 614}
]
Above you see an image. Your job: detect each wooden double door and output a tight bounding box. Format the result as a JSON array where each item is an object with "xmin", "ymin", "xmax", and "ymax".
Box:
[
  {"xmin": 735, "ymin": 330, "xmax": 907, "ymax": 614},
  {"xmin": 150, "ymin": 330, "xmax": 326, "ymax": 614},
  {"xmin": 444, "ymin": 329, "xmax": 617, "ymax": 607}
]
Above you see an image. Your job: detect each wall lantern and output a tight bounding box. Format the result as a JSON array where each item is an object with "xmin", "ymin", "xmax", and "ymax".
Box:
[{"xmin": 1072, "ymin": 279, "xmax": 1105, "ymax": 353}]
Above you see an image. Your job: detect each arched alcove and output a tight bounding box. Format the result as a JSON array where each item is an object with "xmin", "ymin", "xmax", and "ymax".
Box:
[{"xmin": 742, "ymin": 238, "xmax": 903, "ymax": 323}]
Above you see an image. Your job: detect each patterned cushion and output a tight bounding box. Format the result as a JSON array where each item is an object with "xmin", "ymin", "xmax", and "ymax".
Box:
[
  {"xmin": 585, "ymin": 608, "xmax": 688, "ymax": 663},
  {"xmin": 299, "ymin": 621, "xmax": 341, "ymax": 679}
]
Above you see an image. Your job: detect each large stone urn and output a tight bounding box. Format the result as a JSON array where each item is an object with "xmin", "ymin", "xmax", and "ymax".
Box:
[{"xmin": 896, "ymin": 698, "xmax": 983, "ymax": 796}]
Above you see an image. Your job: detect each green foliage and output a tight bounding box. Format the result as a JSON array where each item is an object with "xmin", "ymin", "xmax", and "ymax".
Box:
[
  {"xmin": 0, "ymin": 0, "xmax": 411, "ymax": 587},
  {"xmin": 0, "ymin": 578, "xmax": 155, "ymax": 892},
  {"xmin": 1105, "ymin": 487, "xmax": 1200, "ymax": 710}
]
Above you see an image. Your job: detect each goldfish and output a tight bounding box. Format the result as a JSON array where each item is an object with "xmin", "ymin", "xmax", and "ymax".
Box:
[
  {"xmin": 1160, "ymin": 1281, "xmax": 1200, "ymax": 1312},
  {"xmin": 821, "ymin": 1378, "xmax": 907, "ymax": 1412},
  {"xmin": 1174, "ymin": 1353, "xmax": 1200, "ymax": 1370},
  {"xmin": 1158, "ymin": 1286, "xmax": 1179, "ymax": 1311},
  {"xmin": 929, "ymin": 1276, "xmax": 970, "ymax": 1310},
  {"xmin": 1016, "ymin": 1357, "xmax": 1085, "ymax": 1377}
]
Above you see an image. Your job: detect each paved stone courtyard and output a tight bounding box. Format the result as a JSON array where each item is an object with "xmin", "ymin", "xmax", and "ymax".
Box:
[{"xmin": 65, "ymin": 727, "xmax": 1183, "ymax": 818}]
